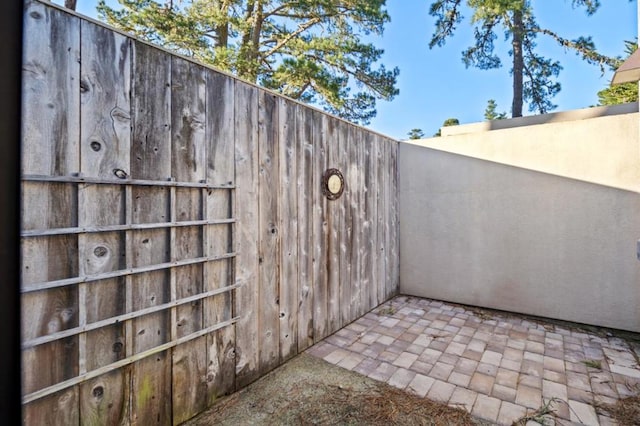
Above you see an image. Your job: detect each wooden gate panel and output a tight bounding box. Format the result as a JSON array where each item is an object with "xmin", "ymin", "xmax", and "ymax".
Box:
[
  {"xmin": 277, "ymin": 98, "xmax": 299, "ymax": 362},
  {"xmin": 78, "ymin": 18, "xmax": 131, "ymax": 424},
  {"xmin": 204, "ymin": 71, "xmax": 236, "ymax": 401},
  {"xmin": 129, "ymin": 39, "xmax": 172, "ymax": 426},
  {"xmin": 170, "ymin": 56, "xmax": 208, "ymax": 424},
  {"xmin": 22, "ymin": 1, "xmax": 81, "ymax": 421},
  {"xmin": 20, "ymin": 3, "xmax": 401, "ymax": 424}
]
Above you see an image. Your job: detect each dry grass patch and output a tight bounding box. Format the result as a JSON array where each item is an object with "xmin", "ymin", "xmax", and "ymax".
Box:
[
  {"xmin": 185, "ymin": 353, "xmax": 486, "ymax": 426},
  {"xmin": 596, "ymin": 384, "xmax": 640, "ymax": 425}
]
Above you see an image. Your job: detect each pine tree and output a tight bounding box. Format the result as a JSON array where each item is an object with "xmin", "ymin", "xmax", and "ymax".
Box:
[
  {"xmin": 484, "ymin": 99, "xmax": 507, "ymax": 120},
  {"xmin": 428, "ymin": 0, "xmax": 615, "ymax": 117},
  {"xmin": 598, "ymin": 40, "xmax": 638, "ymax": 106},
  {"xmin": 97, "ymin": 0, "xmax": 399, "ymax": 124},
  {"xmin": 407, "ymin": 128, "xmax": 426, "ymax": 140},
  {"xmin": 433, "ymin": 118, "xmax": 459, "ymax": 137}
]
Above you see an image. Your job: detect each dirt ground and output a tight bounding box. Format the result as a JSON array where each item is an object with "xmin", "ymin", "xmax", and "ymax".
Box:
[{"xmin": 183, "ymin": 353, "xmax": 491, "ymax": 426}]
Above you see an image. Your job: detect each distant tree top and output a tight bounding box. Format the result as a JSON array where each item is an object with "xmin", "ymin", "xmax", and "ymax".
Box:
[
  {"xmin": 407, "ymin": 128, "xmax": 426, "ymax": 140},
  {"xmin": 598, "ymin": 40, "xmax": 638, "ymax": 106},
  {"xmin": 97, "ymin": 0, "xmax": 399, "ymax": 125},
  {"xmin": 428, "ymin": 0, "xmax": 616, "ymax": 118}
]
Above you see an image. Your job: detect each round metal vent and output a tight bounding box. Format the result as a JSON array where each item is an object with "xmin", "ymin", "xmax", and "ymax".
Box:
[{"xmin": 322, "ymin": 168, "xmax": 344, "ymax": 200}]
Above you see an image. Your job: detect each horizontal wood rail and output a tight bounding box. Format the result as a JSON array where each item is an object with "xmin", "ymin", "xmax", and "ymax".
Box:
[
  {"xmin": 23, "ymin": 281, "xmax": 245, "ymax": 349},
  {"xmin": 22, "ymin": 315, "xmax": 240, "ymax": 405},
  {"xmin": 22, "ymin": 173, "xmax": 235, "ymax": 189},
  {"xmin": 21, "ymin": 218, "xmax": 235, "ymax": 237},
  {"xmin": 21, "ymin": 252, "xmax": 237, "ymax": 293}
]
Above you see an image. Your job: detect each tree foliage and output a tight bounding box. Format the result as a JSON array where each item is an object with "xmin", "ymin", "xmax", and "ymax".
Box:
[
  {"xmin": 433, "ymin": 117, "xmax": 459, "ymax": 136},
  {"xmin": 97, "ymin": 0, "xmax": 399, "ymax": 124},
  {"xmin": 598, "ymin": 40, "xmax": 638, "ymax": 106},
  {"xmin": 484, "ymin": 99, "xmax": 507, "ymax": 120},
  {"xmin": 407, "ymin": 128, "xmax": 425, "ymax": 140},
  {"xmin": 428, "ymin": 0, "xmax": 616, "ymax": 117}
]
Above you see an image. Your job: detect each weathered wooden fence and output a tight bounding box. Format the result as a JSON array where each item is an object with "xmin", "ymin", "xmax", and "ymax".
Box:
[{"xmin": 21, "ymin": 1, "xmax": 399, "ymax": 424}]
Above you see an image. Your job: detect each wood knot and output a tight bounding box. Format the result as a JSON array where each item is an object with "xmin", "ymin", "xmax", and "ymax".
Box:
[
  {"xmin": 92, "ymin": 386, "xmax": 104, "ymax": 399},
  {"xmin": 93, "ymin": 246, "xmax": 108, "ymax": 257},
  {"xmin": 112, "ymin": 342, "xmax": 123, "ymax": 353},
  {"xmin": 90, "ymin": 140, "xmax": 102, "ymax": 152},
  {"xmin": 110, "ymin": 107, "xmax": 130, "ymax": 123},
  {"xmin": 113, "ymin": 168, "xmax": 128, "ymax": 179},
  {"xmin": 29, "ymin": 11, "xmax": 42, "ymax": 19}
]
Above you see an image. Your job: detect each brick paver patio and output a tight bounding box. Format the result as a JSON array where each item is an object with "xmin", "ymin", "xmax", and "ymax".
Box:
[{"xmin": 306, "ymin": 296, "xmax": 640, "ymax": 425}]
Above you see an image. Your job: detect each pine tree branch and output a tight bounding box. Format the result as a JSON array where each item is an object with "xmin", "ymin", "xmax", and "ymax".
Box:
[
  {"xmin": 536, "ymin": 28, "xmax": 616, "ymax": 74},
  {"xmin": 262, "ymin": 17, "xmax": 323, "ymax": 59}
]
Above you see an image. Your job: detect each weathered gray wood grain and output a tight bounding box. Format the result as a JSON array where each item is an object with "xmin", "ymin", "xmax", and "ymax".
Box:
[
  {"xmin": 234, "ymin": 82, "xmax": 260, "ymax": 388},
  {"xmin": 366, "ymin": 133, "xmax": 378, "ymax": 311},
  {"xmin": 21, "ymin": 4, "xmax": 404, "ymax": 422},
  {"xmin": 170, "ymin": 57, "xmax": 208, "ymax": 424},
  {"xmin": 21, "ymin": 1, "xmax": 80, "ymax": 421},
  {"xmin": 204, "ymin": 70, "xmax": 236, "ymax": 401},
  {"xmin": 78, "ymin": 19, "xmax": 130, "ymax": 424},
  {"xmin": 324, "ymin": 116, "xmax": 341, "ymax": 334},
  {"xmin": 23, "ymin": 389, "xmax": 79, "ymax": 426},
  {"xmin": 347, "ymin": 124, "xmax": 362, "ymax": 321},
  {"xmin": 338, "ymin": 120, "xmax": 352, "ymax": 327},
  {"xmin": 359, "ymin": 132, "xmax": 373, "ymax": 313},
  {"xmin": 296, "ymin": 104, "xmax": 314, "ymax": 351},
  {"xmin": 129, "ymin": 40, "xmax": 172, "ymax": 425},
  {"xmin": 376, "ymin": 135, "xmax": 388, "ymax": 305},
  {"xmin": 258, "ymin": 90, "xmax": 281, "ymax": 373},
  {"xmin": 277, "ymin": 98, "xmax": 299, "ymax": 362},
  {"xmin": 388, "ymin": 140, "xmax": 400, "ymax": 300},
  {"xmin": 312, "ymin": 111, "xmax": 328, "ymax": 343}
]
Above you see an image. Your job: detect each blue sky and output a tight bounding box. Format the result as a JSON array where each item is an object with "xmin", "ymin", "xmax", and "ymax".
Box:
[{"xmin": 69, "ymin": 0, "xmax": 637, "ymax": 139}]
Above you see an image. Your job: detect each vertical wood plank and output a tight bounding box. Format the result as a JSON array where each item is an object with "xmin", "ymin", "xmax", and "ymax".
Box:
[
  {"xmin": 296, "ymin": 104, "xmax": 314, "ymax": 351},
  {"xmin": 21, "ymin": 0, "xmax": 80, "ymax": 176},
  {"xmin": 130, "ymin": 40, "xmax": 172, "ymax": 426},
  {"xmin": 387, "ymin": 140, "xmax": 400, "ymax": 300},
  {"xmin": 348, "ymin": 124, "xmax": 362, "ymax": 321},
  {"xmin": 234, "ymin": 82, "xmax": 260, "ymax": 388},
  {"xmin": 383, "ymin": 139, "xmax": 392, "ymax": 301},
  {"xmin": 257, "ymin": 90, "xmax": 280, "ymax": 372},
  {"xmin": 277, "ymin": 99, "xmax": 298, "ymax": 362},
  {"xmin": 376, "ymin": 135, "xmax": 388, "ymax": 305},
  {"xmin": 78, "ymin": 19, "xmax": 130, "ymax": 425},
  {"xmin": 23, "ymin": 390, "xmax": 79, "ymax": 426},
  {"xmin": 359, "ymin": 132, "xmax": 373, "ymax": 313},
  {"xmin": 21, "ymin": 1, "xmax": 80, "ymax": 421},
  {"xmin": 205, "ymin": 70, "xmax": 236, "ymax": 401},
  {"xmin": 312, "ymin": 111, "xmax": 328, "ymax": 342},
  {"xmin": 366, "ymin": 134, "xmax": 378, "ymax": 310},
  {"xmin": 338, "ymin": 121, "xmax": 352, "ymax": 327},
  {"xmin": 170, "ymin": 57, "xmax": 208, "ymax": 424},
  {"xmin": 325, "ymin": 117, "xmax": 341, "ymax": 334}
]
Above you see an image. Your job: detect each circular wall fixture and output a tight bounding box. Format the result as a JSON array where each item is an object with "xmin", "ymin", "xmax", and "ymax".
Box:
[{"xmin": 322, "ymin": 168, "xmax": 344, "ymax": 200}]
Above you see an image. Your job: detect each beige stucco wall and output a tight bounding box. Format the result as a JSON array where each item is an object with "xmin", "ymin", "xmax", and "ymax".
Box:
[{"xmin": 399, "ymin": 107, "xmax": 640, "ymax": 332}]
